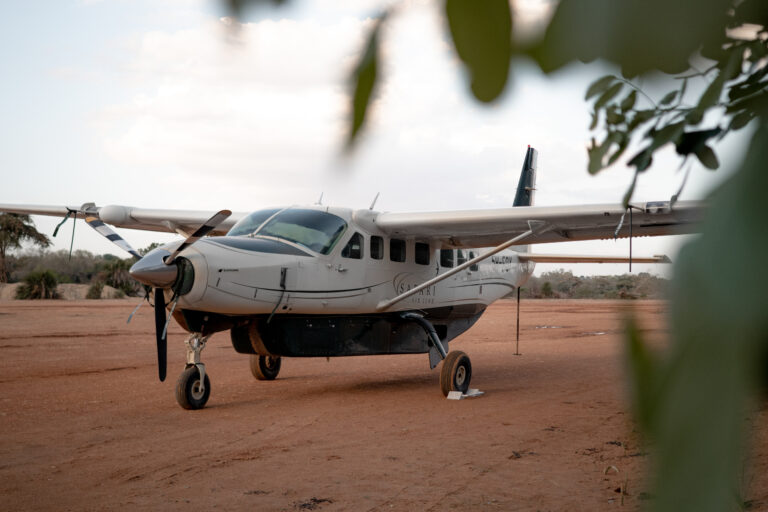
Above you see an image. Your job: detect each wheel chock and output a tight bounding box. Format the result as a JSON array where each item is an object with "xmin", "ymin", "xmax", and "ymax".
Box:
[{"xmin": 446, "ymin": 388, "xmax": 485, "ymax": 400}]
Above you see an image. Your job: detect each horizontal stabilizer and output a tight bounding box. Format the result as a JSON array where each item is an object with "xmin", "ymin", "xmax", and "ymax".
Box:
[{"xmin": 518, "ymin": 253, "xmax": 671, "ymax": 264}]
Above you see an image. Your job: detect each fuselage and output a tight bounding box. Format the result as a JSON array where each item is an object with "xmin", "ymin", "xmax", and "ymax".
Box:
[{"xmin": 162, "ymin": 204, "xmax": 536, "ymax": 316}]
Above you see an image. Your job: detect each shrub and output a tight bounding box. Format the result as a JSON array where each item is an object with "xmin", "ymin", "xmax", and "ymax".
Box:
[
  {"xmin": 15, "ymin": 270, "xmax": 59, "ymax": 299},
  {"xmin": 86, "ymin": 281, "xmax": 104, "ymax": 299}
]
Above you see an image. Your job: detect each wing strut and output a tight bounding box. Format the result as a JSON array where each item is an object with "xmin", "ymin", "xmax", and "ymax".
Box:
[
  {"xmin": 376, "ymin": 222, "xmax": 546, "ymax": 311},
  {"xmin": 614, "ymin": 204, "xmax": 645, "ymax": 272}
]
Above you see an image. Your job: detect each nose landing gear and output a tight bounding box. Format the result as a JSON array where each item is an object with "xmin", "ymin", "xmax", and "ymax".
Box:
[{"xmin": 175, "ymin": 333, "xmax": 211, "ymax": 410}]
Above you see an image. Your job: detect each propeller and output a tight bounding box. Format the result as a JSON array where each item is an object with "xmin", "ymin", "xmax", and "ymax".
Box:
[
  {"xmin": 165, "ymin": 210, "xmax": 231, "ymax": 264},
  {"xmin": 59, "ymin": 206, "xmax": 232, "ymax": 383},
  {"xmin": 154, "ymin": 288, "xmax": 168, "ymax": 382}
]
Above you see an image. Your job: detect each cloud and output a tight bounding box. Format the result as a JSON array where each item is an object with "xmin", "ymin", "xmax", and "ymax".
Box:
[{"xmin": 83, "ymin": 0, "xmax": 733, "ymax": 275}]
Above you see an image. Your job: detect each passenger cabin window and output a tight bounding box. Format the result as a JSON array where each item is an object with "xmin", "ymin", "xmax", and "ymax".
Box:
[
  {"xmin": 469, "ymin": 251, "xmax": 479, "ymax": 271},
  {"xmin": 390, "ymin": 239, "xmax": 406, "ymax": 262},
  {"xmin": 440, "ymin": 249, "xmax": 454, "ymax": 268},
  {"xmin": 457, "ymin": 250, "xmax": 467, "ymax": 266},
  {"xmin": 341, "ymin": 232, "xmax": 363, "ymax": 259},
  {"xmin": 370, "ymin": 236, "xmax": 383, "ymax": 260},
  {"xmin": 415, "ymin": 242, "xmax": 430, "ymax": 265}
]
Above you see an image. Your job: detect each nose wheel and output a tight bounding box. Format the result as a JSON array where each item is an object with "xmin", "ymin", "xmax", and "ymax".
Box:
[
  {"xmin": 176, "ymin": 365, "xmax": 210, "ymax": 409},
  {"xmin": 175, "ymin": 333, "xmax": 211, "ymax": 410}
]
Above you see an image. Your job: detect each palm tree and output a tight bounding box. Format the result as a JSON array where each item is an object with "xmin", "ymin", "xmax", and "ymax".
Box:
[{"xmin": 0, "ymin": 213, "xmax": 51, "ymax": 283}]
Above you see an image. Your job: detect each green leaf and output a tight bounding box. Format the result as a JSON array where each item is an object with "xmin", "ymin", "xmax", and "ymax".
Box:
[
  {"xmin": 532, "ymin": 0, "xmax": 732, "ymax": 76},
  {"xmin": 729, "ymin": 110, "xmax": 753, "ymax": 131},
  {"xmin": 622, "ymin": 170, "xmax": 638, "ymax": 207},
  {"xmin": 695, "ymin": 144, "xmax": 719, "ymax": 169},
  {"xmin": 588, "ymin": 132, "xmax": 623, "ymax": 174},
  {"xmin": 607, "ymin": 133, "xmax": 629, "ymax": 165},
  {"xmin": 345, "ymin": 12, "xmax": 388, "ymax": 149},
  {"xmin": 675, "ymin": 128, "xmax": 722, "ymax": 156},
  {"xmin": 585, "ymin": 75, "xmax": 616, "ymax": 100},
  {"xmin": 728, "ymin": 80, "xmax": 766, "ymax": 102},
  {"xmin": 686, "ymin": 109, "xmax": 704, "ymax": 125},
  {"xmin": 697, "ymin": 76, "xmax": 725, "ymax": 113},
  {"xmin": 694, "ymin": 47, "xmax": 745, "ymax": 117},
  {"xmin": 587, "ymin": 139, "xmax": 609, "ymax": 175},
  {"xmin": 659, "ymin": 90, "xmax": 678, "ymax": 105},
  {"xmin": 605, "ymin": 107, "xmax": 624, "ymax": 125},
  {"xmin": 628, "ymin": 109, "xmax": 655, "ymax": 131},
  {"xmin": 589, "ymin": 111, "xmax": 598, "ymax": 130},
  {"xmin": 594, "ymin": 82, "xmax": 623, "ymax": 110},
  {"xmin": 445, "ymin": 0, "xmax": 512, "ymax": 103},
  {"xmin": 650, "ymin": 121, "xmax": 686, "ymax": 150},
  {"xmin": 625, "ymin": 315, "xmax": 659, "ymax": 433},
  {"xmin": 620, "ymin": 90, "xmax": 637, "ymax": 112},
  {"xmin": 627, "ymin": 147, "xmax": 653, "ymax": 172}
]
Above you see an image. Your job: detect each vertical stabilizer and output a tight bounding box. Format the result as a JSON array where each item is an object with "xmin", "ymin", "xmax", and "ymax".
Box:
[{"xmin": 513, "ymin": 146, "xmax": 537, "ymax": 207}]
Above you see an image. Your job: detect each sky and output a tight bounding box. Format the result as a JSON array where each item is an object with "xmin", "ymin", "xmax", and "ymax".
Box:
[{"xmin": 0, "ymin": 0, "xmax": 754, "ymax": 277}]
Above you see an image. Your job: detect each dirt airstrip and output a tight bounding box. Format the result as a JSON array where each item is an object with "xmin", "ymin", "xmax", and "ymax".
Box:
[{"xmin": 0, "ymin": 299, "xmax": 765, "ymax": 511}]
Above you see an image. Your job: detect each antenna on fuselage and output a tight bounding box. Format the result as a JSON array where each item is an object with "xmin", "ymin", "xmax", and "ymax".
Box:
[
  {"xmin": 316, "ymin": 192, "xmax": 324, "ymax": 205},
  {"xmin": 369, "ymin": 192, "xmax": 380, "ymax": 210}
]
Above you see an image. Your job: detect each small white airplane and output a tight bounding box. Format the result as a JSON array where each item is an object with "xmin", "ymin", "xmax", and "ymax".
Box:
[{"xmin": 0, "ymin": 147, "xmax": 703, "ymax": 409}]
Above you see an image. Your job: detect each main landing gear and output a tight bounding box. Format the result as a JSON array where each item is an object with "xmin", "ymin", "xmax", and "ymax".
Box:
[
  {"xmin": 440, "ymin": 350, "xmax": 472, "ymax": 396},
  {"xmin": 400, "ymin": 312, "xmax": 473, "ymax": 397},
  {"xmin": 250, "ymin": 354, "xmax": 282, "ymax": 380},
  {"xmin": 175, "ymin": 333, "xmax": 211, "ymax": 410}
]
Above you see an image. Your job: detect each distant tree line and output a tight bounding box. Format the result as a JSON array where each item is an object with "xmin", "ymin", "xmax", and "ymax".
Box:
[
  {"xmin": 5, "ymin": 248, "xmax": 670, "ymax": 301},
  {"xmin": 5, "ymin": 249, "xmax": 144, "ymax": 298},
  {"xmin": 520, "ymin": 269, "xmax": 668, "ymax": 300}
]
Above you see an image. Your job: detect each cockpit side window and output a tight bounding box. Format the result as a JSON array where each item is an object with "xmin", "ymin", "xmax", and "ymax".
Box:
[
  {"xmin": 457, "ymin": 250, "xmax": 467, "ymax": 266},
  {"xmin": 370, "ymin": 236, "xmax": 384, "ymax": 260},
  {"xmin": 341, "ymin": 232, "xmax": 363, "ymax": 259}
]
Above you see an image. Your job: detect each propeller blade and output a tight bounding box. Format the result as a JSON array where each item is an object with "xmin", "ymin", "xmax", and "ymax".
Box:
[
  {"xmin": 165, "ymin": 209, "xmax": 231, "ymax": 264},
  {"xmin": 154, "ymin": 288, "xmax": 167, "ymax": 382},
  {"xmin": 85, "ymin": 214, "xmax": 141, "ymax": 259},
  {"xmin": 126, "ymin": 286, "xmax": 152, "ymax": 324}
]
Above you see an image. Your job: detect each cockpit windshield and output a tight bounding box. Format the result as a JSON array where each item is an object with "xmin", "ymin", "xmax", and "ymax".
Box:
[
  {"xmin": 227, "ymin": 208, "xmax": 347, "ymax": 255},
  {"xmin": 226, "ymin": 209, "xmax": 280, "ymax": 238}
]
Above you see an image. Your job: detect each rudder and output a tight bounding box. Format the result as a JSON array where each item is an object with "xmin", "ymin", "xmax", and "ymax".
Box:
[{"xmin": 513, "ymin": 146, "xmax": 537, "ymax": 207}]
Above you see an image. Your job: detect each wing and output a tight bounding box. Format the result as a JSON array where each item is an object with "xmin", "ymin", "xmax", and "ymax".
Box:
[
  {"xmin": 0, "ymin": 203, "xmax": 245, "ymax": 237},
  {"xmin": 518, "ymin": 253, "xmax": 671, "ymax": 264},
  {"xmin": 363, "ymin": 200, "xmax": 703, "ymax": 248}
]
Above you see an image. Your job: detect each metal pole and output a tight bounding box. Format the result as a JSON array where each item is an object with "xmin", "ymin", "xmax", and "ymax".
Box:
[
  {"xmin": 629, "ymin": 207, "xmax": 633, "ymax": 273},
  {"xmin": 514, "ymin": 286, "xmax": 521, "ymax": 356}
]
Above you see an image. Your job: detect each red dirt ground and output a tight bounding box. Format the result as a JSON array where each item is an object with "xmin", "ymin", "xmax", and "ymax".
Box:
[{"xmin": 0, "ymin": 299, "xmax": 765, "ymax": 511}]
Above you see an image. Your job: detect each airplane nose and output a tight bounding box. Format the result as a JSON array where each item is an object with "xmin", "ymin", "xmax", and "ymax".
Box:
[{"xmin": 129, "ymin": 249, "xmax": 178, "ymax": 288}]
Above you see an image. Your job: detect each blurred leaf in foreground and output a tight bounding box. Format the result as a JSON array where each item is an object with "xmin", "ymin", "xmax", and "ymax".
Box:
[
  {"xmin": 445, "ymin": 0, "xmax": 512, "ymax": 103},
  {"xmin": 345, "ymin": 12, "xmax": 389, "ymax": 151}
]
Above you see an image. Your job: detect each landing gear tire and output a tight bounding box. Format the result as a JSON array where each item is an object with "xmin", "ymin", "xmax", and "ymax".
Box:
[
  {"xmin": 176, "ymin": 365, "xmax": 211, "ymax": 410},
  {"xmin": 440, "ymin": 351, "xmax": 472, "ymax": 397},
  {"xmin": 250, "ymin": 355, "xmax": 281, "ymax": 381}
]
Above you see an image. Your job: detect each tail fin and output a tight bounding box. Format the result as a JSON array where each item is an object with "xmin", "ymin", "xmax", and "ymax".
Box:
[{"xmin": 513, "ymin": 146, "xmax": 537, "ymax": 207}]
